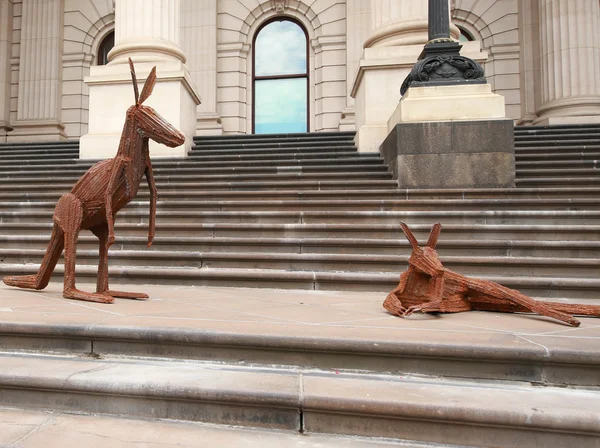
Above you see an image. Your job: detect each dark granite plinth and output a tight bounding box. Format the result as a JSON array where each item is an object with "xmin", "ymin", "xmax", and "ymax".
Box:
[{"xmin": 380, "ymin": 120, "xmax": 515, "ymax": 189}]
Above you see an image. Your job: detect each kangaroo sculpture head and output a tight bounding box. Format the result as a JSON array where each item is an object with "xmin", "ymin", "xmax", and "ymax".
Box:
[
  {"xmin": 400, "ymin": 222, "xmax": 445, "ymax": 277},
  {"xmin": 126, "ymin": 58, "xmax": 185, "ymax": 148}
]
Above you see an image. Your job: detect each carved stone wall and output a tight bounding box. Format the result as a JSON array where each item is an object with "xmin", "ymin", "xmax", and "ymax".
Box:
[
  {"xmin": 216, "ymin": 0, "xmax": 347, "ymax": 134},
  {"xmin": 0, "ymin": 0, "xmax": 598, "ymax": 140}
]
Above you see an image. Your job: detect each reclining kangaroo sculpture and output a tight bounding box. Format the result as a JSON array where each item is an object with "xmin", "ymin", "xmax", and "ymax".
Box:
[
  {"xmin": 384, "ymin": 222, "xmax": 600, "ymax": 327},
  {"xmin": 3, "ymin": 59, "xmax": 185, "ymax": 304}
]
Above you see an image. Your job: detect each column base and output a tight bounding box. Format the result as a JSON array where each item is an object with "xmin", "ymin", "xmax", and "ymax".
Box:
[
  {"xmin": 7, "ymin": 120, "xmax": 67, "ymax": 142},
  {"xmin": 380, "ymin": 120, "xmax": 515, "ymax": 189},
  {"xmin": 533, "ymin": 115, "xmax": 600, "ymax": 126},
  {"xmin": 338, "ymin": 108, "xmax": 356, "ymax": 131},
  {"xmin": 0, "ymin": 120, "xmax": 12, "ymax": 142},
  {"xmin": 196, "ymin": 113, "xmax": 223, "ymax": 135},
  {"xmin": 80, "ymin": 61, "xmax": 200, "ymax": 160}
]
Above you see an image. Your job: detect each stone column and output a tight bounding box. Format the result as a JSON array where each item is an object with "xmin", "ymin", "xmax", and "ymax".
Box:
[
  {"xmin": 109, "ymin": 0, "xmax": 185, "ymax": 64},
  {"xmin": 181, "ymin": 0, "xmax": 222, "ymax": 135},
  {"xmin": 8, "ymin": 0, "xmax": 66, "ymax": 141},
  {"xmin": 0, "ymin": 0, "xmax": 13, "ymax": 141},
  {"xmin": 535, "ymin": 0, "xmax": 600, "ymax": 125},
  {"xmin": 80, "ymin": 0, "xmax": 200, "ymax": 159}
]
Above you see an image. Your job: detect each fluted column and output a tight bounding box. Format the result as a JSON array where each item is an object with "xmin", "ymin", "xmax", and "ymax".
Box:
[
  {"xmin": 535, "ymin": 0, "xmax": 600, "ymax": 124},
  {"xmin": 0, "ymin": 0, "xmax": 13, "ymax": 140},
  {"xmin": 365, "ymin": 0, "xmax": 458, "ymax": 48},
  {"xmin": 181, "ymin": 0, "xmax": 222, "ymax": 134},
  {"xmin": 108, "ymin": 0, "xmax": 186, "ymax": 64},
  {"xmin": 81, "ymin": 0, "xmax": 200, "ymax": 158},
  {"xmin": 9, "ymin": 0, "xmax": 66, "ymax": 141}
]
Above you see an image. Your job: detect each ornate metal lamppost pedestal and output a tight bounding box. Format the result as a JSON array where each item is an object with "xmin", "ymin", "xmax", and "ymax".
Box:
[
  {"xmin": 379, "ymin": 0, "xmax": 515, "ymax": 190},
  {"xmin": 400, "ymin": 40, "xmax": 485, "ymax": 96}
]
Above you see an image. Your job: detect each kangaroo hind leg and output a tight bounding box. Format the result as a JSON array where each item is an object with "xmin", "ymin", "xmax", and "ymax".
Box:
[
  {"xmin": 91, "ymin": 223, "xmax": 148, "ymax": 300},
  {"xmin": 3, "ymin": 223, "xmax": 65, "ymax": 290},
  {"xmin": 55, "ymin": 194, "xmax": 114, "ymax": 304}
]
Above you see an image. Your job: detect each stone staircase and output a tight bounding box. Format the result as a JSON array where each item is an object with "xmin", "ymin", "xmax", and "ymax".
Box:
[
  {"xmin": 1, "ymin": 125, "xmax": 600, "ymax": 447},
  {"xmin": 0, "ymin": 126, "xmax": 599, "ymax": 300}
]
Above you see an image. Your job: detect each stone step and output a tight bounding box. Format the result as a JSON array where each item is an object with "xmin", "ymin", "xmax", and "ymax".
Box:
[
  {"xmin": 0, "ymin": 179, "xmax": 399, "ymax": 192},
  {"xmin": 3, "ymin": 234, "xmax": 599, "ymax": 258},
  {"xmin": 3, "ymin": 248, "xmax": 597, "ymax": 277},
  {"xmin": 515, "ymin": 138, "xmax": 600, "ymax": 147},
  {"xmin": 0, "ymin": 170, "xmax": 393, "ymax": 184},
  {"xmin": 516, "ymin": 167, "xmax": 599, "ymax": 178},
  {"xmin": 193, "ymin": 139, "xmax": 356, "ymax": 149},
  {"xmin": 189, "ymin": 145, "xmax": 360, "ymax": 157},
  {"xmin": 517, "ymin": 177, "xmax": 600, "ymax": 187},
  {"xmin": 0, "ymin": 163, "xmax": 390, "ymax": 177},
  {"xmin": 188, "ymin": 149, "xmax": 367, "ymax": 161},
  {"xmin": 1, "ymin": 209, "xmax": 598, "ymax": 225},
  {"xmin": 0, "ymin": 407, "xmax": 413, "ymax": 448},
  {"xmin": 516, "ymin": 160, "xmax": 600, "ymax": 169},
  {"xmin": 2, "ymin": 187, "xmax": 600, "ymax": 201},
  {"xmin": 516, "ymin": 151, "xmax": 600, "ymax": 162},
  {"xmin": 0, "ymin": 157, "xmax": 386, "ymax": 171},
  {"xmin": 515, "ymin": 145, "xmax": 600, "ymax": 156},
  {"xmin": 0, "ymin": 141, "xmax": 79, "ymax": 151},
  {"xmin": 5, "ymin": 263, "xmax": 598, "ymax": 298},
  {"xmin": 0, "ymin": 151, "xmax": 79, "ymax": 161},
  {"xmin": 515, "ymin": 132, "xmax": 600, "ymax": 142},
  {"xmin": 1, "ymin": 198, "xmax": 597, "ymax": 212},
  {"xmin": 0, "ymin": 352, "xmax": 597, "ymax": 447},
  {"xmin": 2, "ymin": 222, "xmax": 598, "ymax": 241},
  {"xmin": 194, "ymin": 131, "xmax": 355, "ymax": 142},
  {"xmin": 514, "ymin": 123, "xmax": 600, "ymax": 133}
]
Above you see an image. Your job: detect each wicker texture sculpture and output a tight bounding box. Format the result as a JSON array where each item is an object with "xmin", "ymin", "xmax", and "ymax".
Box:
[
  {"xmin": 3, "ymin": 59, "xmax": 185, "ymax": 303},
  {"xmin": 384, "ymin": 222, "xmax": 600, "ymax": 327}
]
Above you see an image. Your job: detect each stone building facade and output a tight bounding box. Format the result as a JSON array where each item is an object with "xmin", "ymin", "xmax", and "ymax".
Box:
[{"xmin": 0, "ymin": 0, "xmax": 599, "ymax": 151}]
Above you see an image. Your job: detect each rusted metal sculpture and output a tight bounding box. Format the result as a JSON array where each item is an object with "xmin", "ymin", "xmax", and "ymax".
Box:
[
  {"xmin": 384, "ymin": 222, "xmax": 600, "ymax": 327},
  {"xmin": 3, "ymin": 59, "xmax": 184, "ymax": 304}
]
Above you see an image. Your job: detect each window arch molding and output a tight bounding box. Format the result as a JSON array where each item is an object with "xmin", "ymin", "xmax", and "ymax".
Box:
[
  {"xmin": 251, "ymin": 16, "xmax": 310, "ymax": 134},
  {"xmin": 96, "ymin": 29, "xmax": 115, "ymax": 65},
  {"xmin": 90, "ymin": 24, "xmax": 116, "ymax": 66},
  {"xmin": 243, "ymin": 6, "xmax": 320, "ymax": 134}
]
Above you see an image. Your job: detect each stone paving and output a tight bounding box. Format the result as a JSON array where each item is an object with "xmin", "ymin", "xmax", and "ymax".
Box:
[
  {"xmin": 1, "ymin": 282, "xmax": 599, "ymax": 353},
  {"xmin": 0, "ymin": 406, "xmax": 410, "ymax": 448}
]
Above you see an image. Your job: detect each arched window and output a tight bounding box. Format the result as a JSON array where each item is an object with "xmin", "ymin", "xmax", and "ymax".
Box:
[
  {"xmin": 252, "ymin": 18, "xmax": 308, "ymax": 134},
  {"xmin": 97, "ymin": 30, "xmax": 114, "ymax": 66},
  {"xmin": 457, "ymin": 26, "xmax": 474, "ymax": 43}
]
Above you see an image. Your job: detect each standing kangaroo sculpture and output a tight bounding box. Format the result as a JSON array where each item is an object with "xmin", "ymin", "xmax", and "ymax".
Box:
[
  {"xmin": 384, "ymin": 222, "xmax": 600, "ymax": 327},
  {"xmin": 3, "ymin": 59, "xmax": 185, "ymax": 304}
]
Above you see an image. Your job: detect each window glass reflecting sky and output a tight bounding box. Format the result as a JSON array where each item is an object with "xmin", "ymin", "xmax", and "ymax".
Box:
[
  {"xmin": 255, "ymin": 20, "xmax": 307, "ymax": 76},
  {"xmin": 254, "ymin": 20, "xmax": 308, "ymax": 134},
  {"xmin": 255, "ymin": 78, "xmax": 307, "ymax": 134}
]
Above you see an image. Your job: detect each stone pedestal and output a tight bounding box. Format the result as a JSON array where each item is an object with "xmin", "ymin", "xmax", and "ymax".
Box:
[
  {"xmin": 381, "ymin": 120, "xmax": 515, "ymax": 189},
  {"xmin": 388, "ymin": 84, "xmax": 506, "ymax": 127},
  {"xmin": 80, "ymin": 0, "xmax": 200, "ymax": 159},
  {"xmin": 80, "ymin": 61, "xmax": 199, "ymax": 159},
  {"xmin": 382, "ymin": 83, "xmax": 513, "ymax": 189}
]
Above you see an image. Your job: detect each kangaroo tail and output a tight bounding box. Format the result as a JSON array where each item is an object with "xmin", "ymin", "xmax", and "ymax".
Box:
[
  {"xmin": 550, "ymin": 303, "xmax": 600, "ymax": 318},
  {"xmin": 3, "ymin": 223, "xmax": 64, "ymax": 290}
]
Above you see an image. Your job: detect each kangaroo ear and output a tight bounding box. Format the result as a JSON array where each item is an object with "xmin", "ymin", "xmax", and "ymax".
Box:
[
  {"xmin": 400, "ymin": 222, "xmax": 419, "ymax": 251},
  {"xmin": 426, "ymin": 222, "xmax": 442, "ymax": 249},
  {"xmin": 138, "ymin": 66, "xmax": 157, "ymax": 104},
  {"xmin": 129, "ymin": 58, "xmax": 139, "ymax": 105}
]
